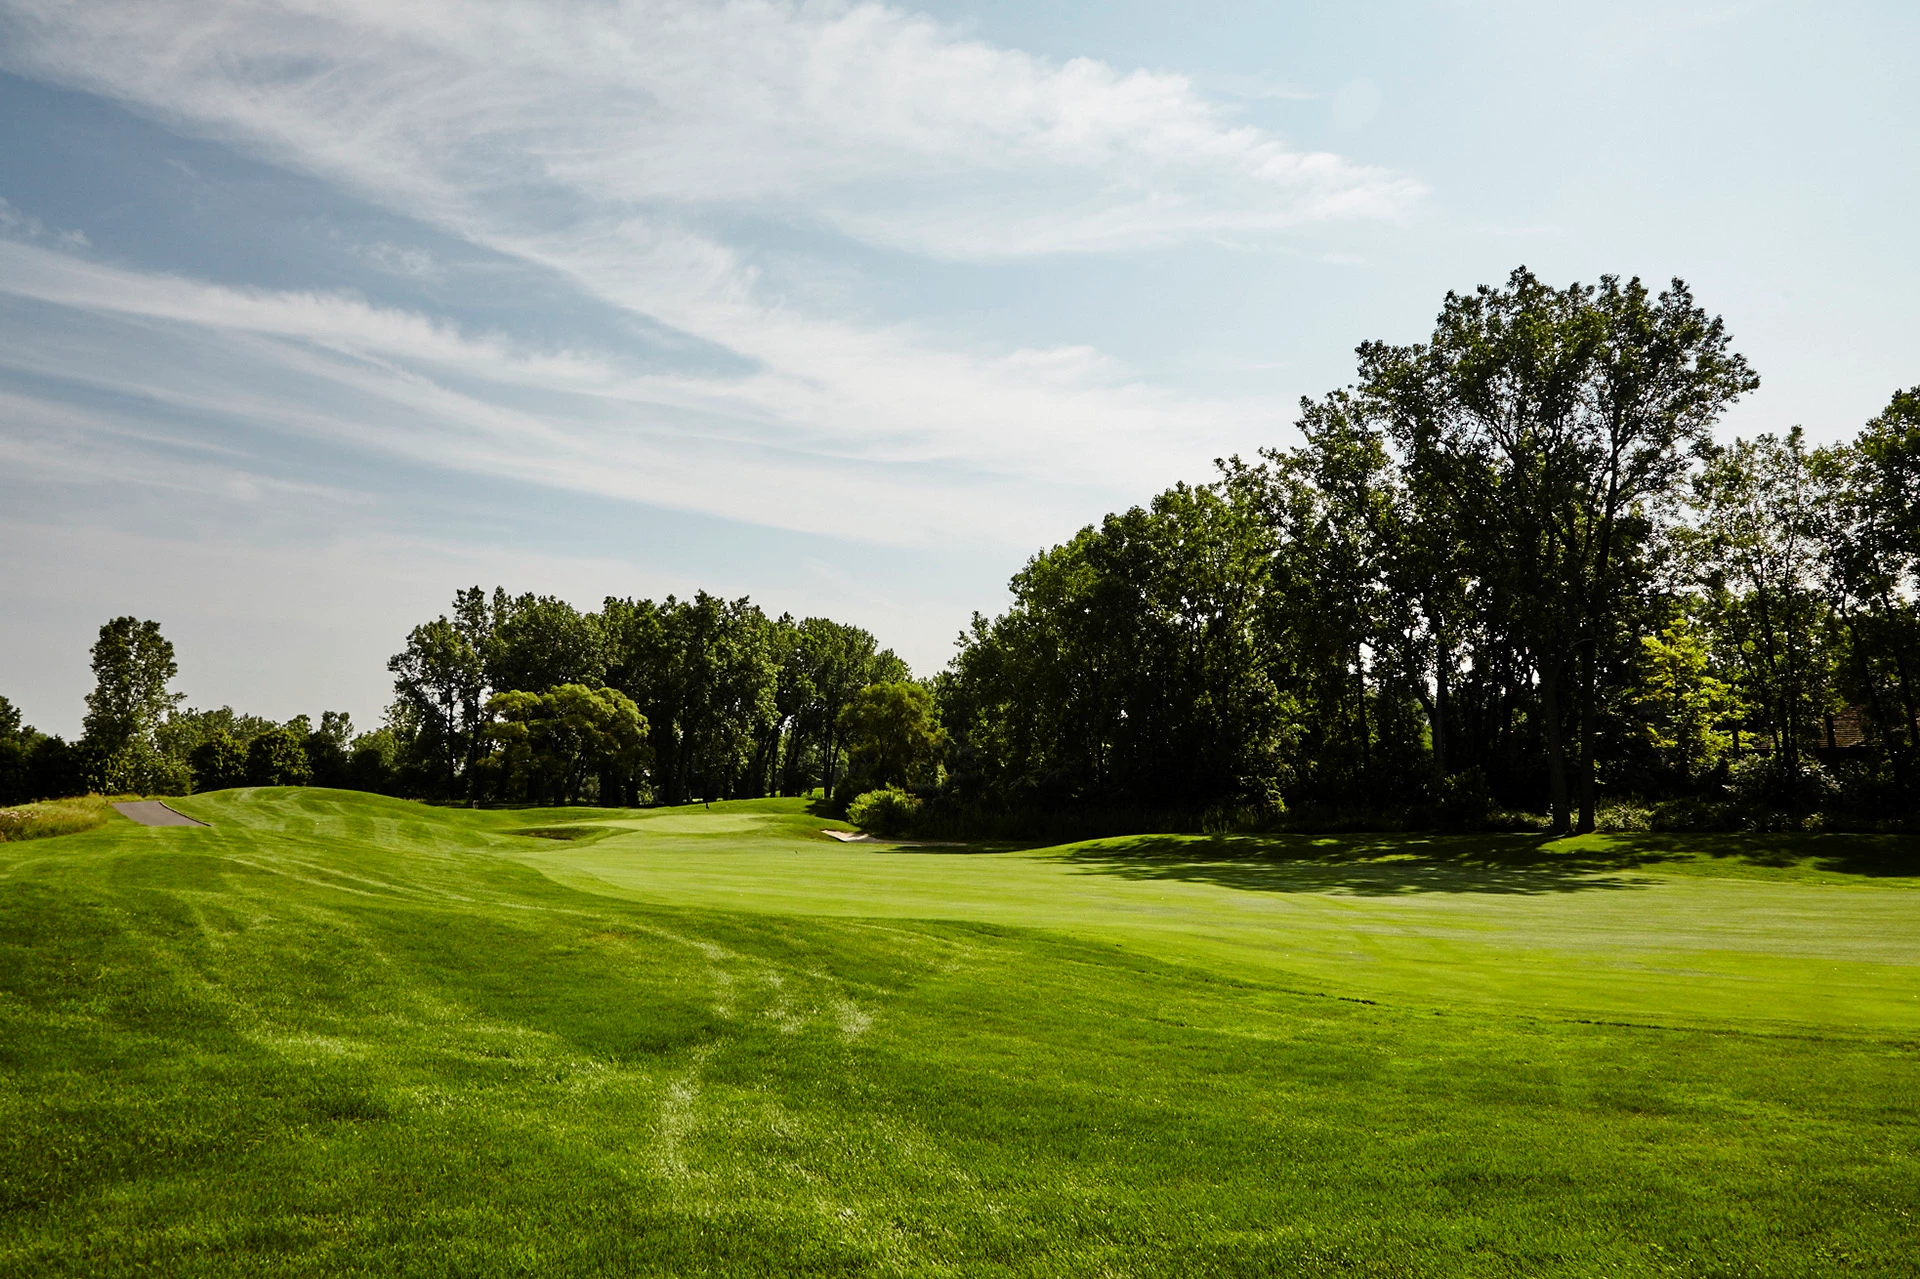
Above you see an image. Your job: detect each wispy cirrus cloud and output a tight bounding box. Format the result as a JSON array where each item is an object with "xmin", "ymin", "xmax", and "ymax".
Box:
[
  {"xmin": 0, "ymin": 237, "xmax": 1279, "ymax": 550},
  {"xmin": 0, "ymin": 0, "xmax": 1426, "ymax": 581},
  {"xmin": 0, "ymin": 0, "xmax": 1420, "ymax": 260}
]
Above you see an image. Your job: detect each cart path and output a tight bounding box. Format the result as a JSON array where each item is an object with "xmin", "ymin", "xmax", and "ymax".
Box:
[{"xmin": 112, "ymin": 801, "xmax": 209, "ymax": 827}]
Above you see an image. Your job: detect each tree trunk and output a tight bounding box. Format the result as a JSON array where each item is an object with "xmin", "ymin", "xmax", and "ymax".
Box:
[
  {"xmin": 1540, "ymin": 661, "xmax": 1570, "ymax": 834},
  {"xmin": 1575, "ymin": 639, "xmax": 1596, "ymax": 834},
  {"xmin": 1432, "ymin": 634, "xmax": 1452, "ymax": 778}
]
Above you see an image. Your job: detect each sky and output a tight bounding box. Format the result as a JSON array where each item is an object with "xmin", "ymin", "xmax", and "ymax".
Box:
[{"xmin": 2, "ymin": 0, "xmax": 1916, "ymax": 739}]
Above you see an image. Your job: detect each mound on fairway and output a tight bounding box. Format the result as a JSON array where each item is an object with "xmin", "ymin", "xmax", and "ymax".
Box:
[{"xmin": 1, "ymin": 789, "xmax": 1915, "ymax": 1277}]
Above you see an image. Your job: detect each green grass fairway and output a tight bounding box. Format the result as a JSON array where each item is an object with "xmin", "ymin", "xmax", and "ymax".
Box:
[{"xmin": 3, "ymin": 791, "xmax": 1917, "ymax": 1275}]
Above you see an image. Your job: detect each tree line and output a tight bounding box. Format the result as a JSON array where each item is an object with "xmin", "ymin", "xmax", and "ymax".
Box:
[
  {"xmin": 938, "ymin": 269, "xmax": 1920, "ymax": 834},
  {"xmin": 6, "ymin": 267, "xmax": 1914, "ymax": 835},
  {"xmin": 0, "ymin": 594, "xmax": 921, "ymax": 810}
]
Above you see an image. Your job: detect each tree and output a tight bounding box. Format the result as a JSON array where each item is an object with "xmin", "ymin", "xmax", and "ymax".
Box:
[
  {"xmin": 941, "ymin": 481, "xmax": 1294, "ymax": 816},
  {"xmin": 1631, "ymin": 617, "xmax": 1734, "ymax": 785},
  {"xmin": 485, "ymin": 684, "xmax": 648, "ymax": 804},
  {"xmin": 488, "ymin": 594, "xmax": 606, "ymax": 693},
  {"xmin": 388, "ymin": 616, "xmax": 484, "ymax": 798},
  {"xmin": 301, "ymin": 711, "xmax": 356, "ymax": 788},
  {"xmin": 840, "ymin": 682, "xmax": 944, "ymax": 792},
  {"xmin": 1818, "ymin": 389, "xmax": 1920, "ymax": 805},
  {"xmin": 247, "ymin": 727, "xmax": 313, "ymax": 787},
  {"xmin": 188, "ymin": 731, "xmax": 249, "ymax": 792},
  {"xmin": 1359, "ymin": 269, "xmax": 1757, "ymax": 831},
  {"xmin": 1688, "ymin": 430, "xmax": 1833, "ymax": 777},
  {"xmin": 80, "ymin": 617, "xmax": 187, "ymax": 793},
  {"xmin": 0, "ymin": 696, "xmax": 43, "ymax": 804}
]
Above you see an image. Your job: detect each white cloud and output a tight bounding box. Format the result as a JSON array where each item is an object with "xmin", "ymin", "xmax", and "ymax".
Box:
[
  {"xmin": 0, "ymin": 236, "xmax": 1282, "ymax": 550},
  {"xmin": 0, "ymin": 0, "xmax": 1420, "ymax": 259},
  {"xmin": 0, "ymin": 2, "xmax": 1378, "ymax": 554}
]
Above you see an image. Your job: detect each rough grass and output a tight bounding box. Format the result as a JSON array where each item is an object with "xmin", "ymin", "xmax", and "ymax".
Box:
[
  {"xmin": 0, "ymin": 794, "xmax": 123, "ymax": 842},
  {"xmin": 1, "ymin": 788, "xmax": 1916, "ymax": 1276}
]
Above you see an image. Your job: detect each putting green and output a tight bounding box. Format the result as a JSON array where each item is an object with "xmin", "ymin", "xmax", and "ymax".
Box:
[{"xmin": 507, "ymin": 807, "xmax": 1920, "ymax": 1034}]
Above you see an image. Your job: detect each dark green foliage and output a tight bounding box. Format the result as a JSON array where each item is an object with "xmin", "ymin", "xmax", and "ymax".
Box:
[
  {"xmin": 245, "ymin": 729, "xmax": 312, "ymax": 788},
  {"xmin": 0, "ymin": 696, "xmax": 39, "ymax": 805},
  {"xmin": 483, "ymin": 684, "xmax": 648, "ymax": 804},
  {"xmin": 845, "ymin": 784, "xmax": 920, "ymax": 835},
  {"xmin": 187, "ymin": 731, "xmax": 248, "ymax": 792},
  {"xmin": 79, "ymin": 618, "xmax": 183, "ymax": 759},
  {"xmin": 839, "ymin": 681, "xmax": 943, "ymax": 791}
]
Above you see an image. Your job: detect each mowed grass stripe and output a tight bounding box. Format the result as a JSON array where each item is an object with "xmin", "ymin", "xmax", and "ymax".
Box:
[{"xmin": 0, "ymin": 789, "xmax": 1914, "ymax": 1276}]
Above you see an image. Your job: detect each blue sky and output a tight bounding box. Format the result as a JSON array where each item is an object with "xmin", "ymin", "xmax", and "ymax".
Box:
[{"xmin": 2, "ymin": 0, "xmax": 1915, "ymax": 738}]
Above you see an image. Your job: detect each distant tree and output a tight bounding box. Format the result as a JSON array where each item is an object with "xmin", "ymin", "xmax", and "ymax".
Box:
[
  {"xmin": 1630, "ymin": 617, "xmax": 1735, "ymax": 785},
  {"xmin": 81, "ymin": 618, "xmax": 183, "ymax": 754},
  {"xmin": 301, "ymin": 711, "xmax": 356, "ymax": 788},
  {"xmin": 1688, "ymin": 430, "xmax": 1835, "ymax": 775},
  {"xmin": 188, "ymin": 731, "xmax": 249, "ymax": 792},
  {"xmin": 488, "ymin": 594, "xmax": 606, "ymax": 693},
  {"xmin": 840, "ymin": 682, "xmax": 944, "ymax": 792},
  {"xmin": 157, "ymin": 706, "xmax": 278, "ymax": 762},
  {"xmin": 25, "ymin": 737, "xmax": 84, "ymax": 802},
  {"xmin": 246, "ymin": 727, "xmax": 314, "ymax": 787},
  {"xmin": 80, "ymin": 617, "xmax": 189, "ymax": 793},
  {"xmin": 485, "ymin": 684, "xmax": 647, "ymax": 804},
  {"xmin": 389, "ymin": 616, "xmax": 484, "ymax": 798},
  {"xmin": 0, "ymin": 695, "xmax": 42, "ymax": 804},
  {"xmin": 1360, "ymin": 270, "xmax": 1757, "ymax": 831},
  {"xmin": 348, "ymin": 727, "xmax": 403, "ymax": 795}
]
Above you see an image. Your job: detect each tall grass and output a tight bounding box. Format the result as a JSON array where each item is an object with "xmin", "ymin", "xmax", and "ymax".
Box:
[{"xmin": 0, "ymin": 795, "xmax": 118, "ymax": 842}]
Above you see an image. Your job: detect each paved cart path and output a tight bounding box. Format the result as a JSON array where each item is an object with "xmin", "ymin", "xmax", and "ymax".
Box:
[{"xmin": 112, "ymin": 800, "xmax": 209, "ymax": 827}]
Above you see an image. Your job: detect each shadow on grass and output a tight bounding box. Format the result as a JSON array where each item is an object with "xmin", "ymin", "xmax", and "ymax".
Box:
[
  {"xmin": 1047, "ymin": 829, "xmax": 1920, "ymax": 896},
  {"xmin": 1053, "ymin": 833, "xmax": 1657, "ymax": 896},
  {"xmin": 1596, "ymin": 832, "xmax": 1920, "ymax": 879}
]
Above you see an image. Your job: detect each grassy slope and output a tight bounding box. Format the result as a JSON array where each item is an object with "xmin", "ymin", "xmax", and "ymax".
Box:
[{"xmin": 0, "ymin": 790, "xmax": 1914, "ymax": 1276}]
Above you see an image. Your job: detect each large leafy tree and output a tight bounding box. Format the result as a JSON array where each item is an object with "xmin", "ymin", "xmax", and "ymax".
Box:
[
  {"xmin": 1817, "ymin": 390, "xmax": 1920, "ymax": 801},
  {"xmin": 80, "ymin": 617, "xmax": 190, "ymax": 794},
  {"xmin": 388, "ymin": 616, "xmax": 484, "ymax": 799},
  {"xmin": 1687, "ymin": 430, "xmax": 1835, "ymax": 776},
  {"xmin": 82, "ymin": 617, "xmax": 183, "ymax": 756},
  {"xmin": 1359, "ymin": 269, "xmax": 1756, "ymax": 831},
  {"xmin": 840, "ymin": 682, "xmax": 944, "ymax": 791},
  {"xmin": 486, "ymin": 684, "xmax": 648, "ymax": 805},
  {"xmin": 943, "ymin": 481, "xmax": 1293, "ymax": 815}
]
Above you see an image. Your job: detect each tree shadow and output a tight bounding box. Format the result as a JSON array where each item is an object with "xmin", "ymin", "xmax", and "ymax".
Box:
[
  {"xmin": 1053, "ymin": 832, "xmax": 1675, "ymax": 897},
  {"xmin": 1594, "ymin": 832, "xmax": 1920, "ymax": 879},
  {"xmin": 1050, "ymin": 829, "xmax": 1920, "ymax": 897}
]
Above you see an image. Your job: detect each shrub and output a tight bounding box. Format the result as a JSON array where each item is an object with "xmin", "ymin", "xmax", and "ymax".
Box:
[
  {"xmin": 1726, "ymin": 754, "xmax": 1838, "ymax": 827},
  {"xmin": 846, "ymin": 786, "xmax": 920, "ymax": 838},
  {"xmin": 1434, "ymin": 769, "xmax": 1492, "ymax": 829},
  {"xmin": 1594, "ymin": 799, "xmax": 1653, "ymax": 833}
]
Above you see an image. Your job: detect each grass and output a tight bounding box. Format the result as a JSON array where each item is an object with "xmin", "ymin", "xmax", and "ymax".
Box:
[
  {"xmin": 1, "ymin": 789, "xmax": 1916, "ymax": 1276},
  {"xmin": 0, "ymin": 794, "xmax": 126, "ymax": 842}
]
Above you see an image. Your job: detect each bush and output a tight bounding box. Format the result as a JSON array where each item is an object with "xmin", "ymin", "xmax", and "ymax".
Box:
[
  {"xmin": 1594, "ymin": 799, "xmax": 1653, "ymax": 833},
  {"xmin": 1650, "ymin": 795, "xmax": 1737, "ymax": 832},
  {"xmin": 1727, "ymin": 754, "xmax": 1838, "ymax": 827},
  {"xmin": 846, "ymin": 786, "xmax": 920, "ymax": 838},
  {"xmin": 1434, "ymin": 769, "xmax": 1492, "ymax": 829}
]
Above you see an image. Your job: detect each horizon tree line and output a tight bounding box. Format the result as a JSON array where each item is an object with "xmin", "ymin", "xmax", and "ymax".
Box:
[{"xmin": 5, "ymin": 267, "xmax": 1915, "ymax": 835}]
